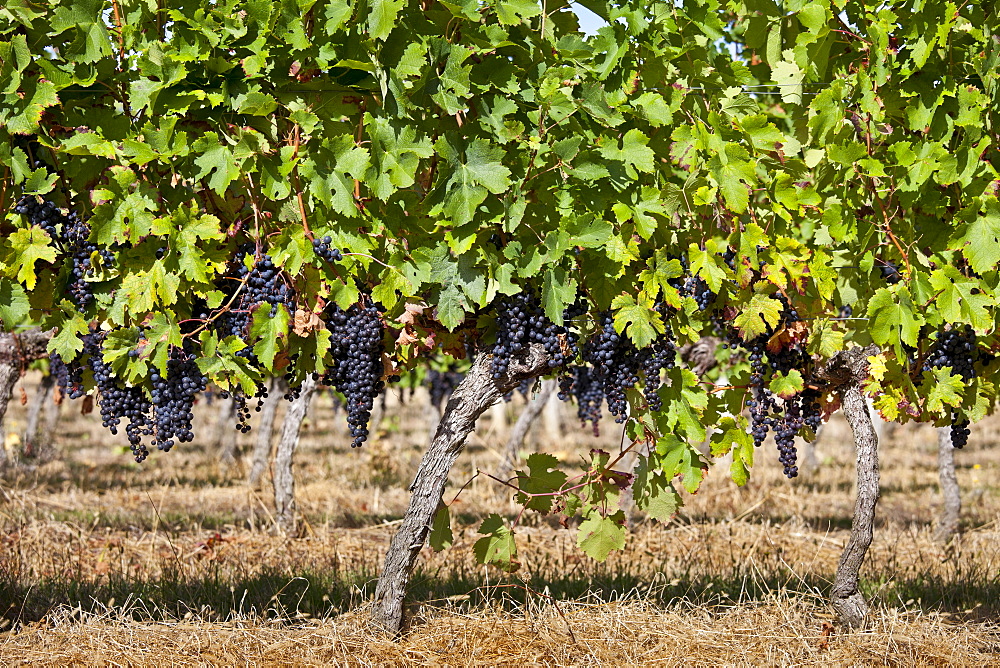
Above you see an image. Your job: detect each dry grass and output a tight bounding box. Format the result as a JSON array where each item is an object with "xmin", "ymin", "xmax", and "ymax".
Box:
[{"xmin": 2, "ymin": 372, "xmax": 1000, "ymax": 664}]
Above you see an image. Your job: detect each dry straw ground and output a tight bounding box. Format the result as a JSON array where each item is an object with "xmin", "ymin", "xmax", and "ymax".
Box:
[{"xmin": 1, "ymin": 372, "xmax": 999, "ymax": 665}]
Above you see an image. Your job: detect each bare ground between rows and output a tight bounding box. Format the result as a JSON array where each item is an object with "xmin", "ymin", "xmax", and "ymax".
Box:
[{"xmin": 1, "ymin": 373, "xmax": 1000, "ymax": 660}]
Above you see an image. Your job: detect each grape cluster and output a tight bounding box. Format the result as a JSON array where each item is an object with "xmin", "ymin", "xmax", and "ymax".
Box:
[
  {"xmin": 491, "ymin": 291, "xmax": 573, "ymax": 379},
  {"xmin": 312, "ymin": 236, "xmax": 343, "ymax": 264},
  {"xmin": 951, "ymin": 418, "xmax": 971, "ymax": 449},
  {"xmin": 214, "ymin": 249, "xmax": 296, "ymax": 370},
  {"xmin": 683, "ymin": 274, "xmax": 715, "ymax": 311},
  {"xmin": 150, "ymin": 348, "xmax": 208, "ymax": 452},
  {"xmin": 879, "ymin": 261, "xmax": 903, "ymax": 284},
  {"xmin": 14, "ymin": 197, "xmax": 63, "ymax": 240},
  {"xmin": 558, "ymin": 366, "xmax": 604, "ymax": 436},
  {"xmin": 639, "ymin": 329, "xmax": 677, "ymax": 412},
  {"xmin": 774, "ymin": 397, "xmax": 802, "ymax": 477},
  {"xmin": 582, "ymin": 312, "xmax": 638, "ymax": 422},
  {"xmin": 223, "ymin": 386, "xmax": 267, "ymax": 434},
  {"xmin": 50, "ymin": 352, "xmax": 85, "ymax": 400},
  {"xmin": 923, "ymin": 325, "xmax": 978, "ymax": 380},
  {"xmin": 426, "ymin": 367, "xmax": 464, "ymax": 411},
  {"xmin": 14, "ymin": 197, "xmax": 110, "ymax": 310},
  {"xmin": 239, "ymin": 253, "xmax": 295, "ymax": 318},
  {"xmin": 726, "ymin": 297, "xmax": 814, "ymax": 478},
  {"xmin": 77, "ymin": 330, "xmax": 156, "ymax": 462},
  {"xmin": 322, "ymin": 300, "xmax": 386, "ymax": 447}
]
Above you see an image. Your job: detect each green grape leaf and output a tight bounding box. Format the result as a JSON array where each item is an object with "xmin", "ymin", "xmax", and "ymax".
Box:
[
  {"xmin": 515, "ymin": 453, "xmax": 568, "ymax": 514},
  {"xmin": 598, "ymin": 129, "xmax": 655, "ymax": 174},
  {"xmin": 368, "ymin": 0, "xmax": 405, "ymax": 40},
  {"xmin": 0, "ymin": 280, "xmax": 30, "ymax": 327},
  {"xmin": 959, "ymin": 199, "xmax": 1000, "ymax": 275},
  {"xmin": 925, "ymin": 368, "xmax": 965, "ymax": 413},
  {"xmin": 770, "ymin": 54, "xmax": 805, "ymax": 105},
  {"xmin": 867, "ymin": 286, "xmax": 922, "ymax": 351},
  {"xmin": 48, "ymin": 311, "xmax": 89, "ymax": 360},
  {"xmin": 733, "ymin": 294, "xmax": 783, "ymax": 339},
  {"xmin": 688, "ymin": 241, "xmax": 727, "ymax": 293},
  {"xmin": 251, "ymin": 303, "xmax": 290, "ymax": 371},
  {"xmin": 632, "ymin": 457, "xmax": 681, "ymax": 523},
  {"xmin": 708, "ymin": 143, "xmax": 756, "ymax": 213},
  {"xmin": 769, "ymin": 369, "xmax": 804, "ymax": 399},
  {"xmin": 2, "ymin": 228, "xmax": 56, "ymax": 290},
  {"xmin": 576, "ymin": 509, "xmax": 627, "ymax": 562},
  {"xmin": 473, "ymin": 514, "xmax": 519, "ymax": 572},
  {"xmin": 611, "ymin": 293, "xmax": 663, "ymax": 349},
  {"xmin": 22, "ymin": 167, "xmax": 59, "ymax": 195},
  {"xmin": 429, "ymin": 502, "xmax": 453, "ymax": 552}
]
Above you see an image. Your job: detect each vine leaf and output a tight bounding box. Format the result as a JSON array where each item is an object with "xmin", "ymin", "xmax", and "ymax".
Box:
[
  {"xmin": 429, "ymin": 502, "xmax": 453, "ymax": 552},
  {"xmin": 0, "ymin": 280, "xmax": 30, "ymax": 328},
  {"xmin": 251, "ymin": 303, "xmax": 290, "ymax": 371},
  {"xmin": 576, "ymin": 509, "xmax": 627, "ymax": 562},
  {"xmin": 2, "ymin": 228, "xmax": 56, "ymax": 290},
  {"xmin": 48, "ymin": 311, "xmax": 89, "ymax": 360},
  {"xmin": 633, "ymin": 457, "xmax": 680, "ymax": 523},
  {"xmin": 954, "ymin": 181, "xmax": 997, "ymax": 252},
  {"xmin": 515, "ymin": 453, "xmax": 568, "ymax": 514},
  {"xmin": 925, "ymin": 368, "xmax": 964, "ymax": 413},
  {"xmin": 769, "ymin": 369, "xmax": 804, "ymax": 399},
  {"xmin": 866, "ymin": 286, "xmax": 922, "ymax": 354},
  {"xmin": 368, "ymin": 0, "xmax": 405, "ymax": 40},
  {"xmin": 473, "ymin": 514, "xmax": 519, "ymax": 572},
  {"xmin": 611, "ymin": 293, "xmax": 663, "ymax": 349},
  {"xmin": 771, "ymin": 53, "xmax": 804, "ymax": 105},
  {"xmin": 733, "ymin": 294, "xmax": 783, "ymax": 339}
]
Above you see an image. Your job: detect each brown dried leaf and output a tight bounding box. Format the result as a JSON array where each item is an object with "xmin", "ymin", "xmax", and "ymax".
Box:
[
  {"xmin": 293, "ymin": 309, "xmax": 323, "ymax": 336},
  {"xmin": 396, "ymin": 302, "xmax": 426, "ymax": 327}
]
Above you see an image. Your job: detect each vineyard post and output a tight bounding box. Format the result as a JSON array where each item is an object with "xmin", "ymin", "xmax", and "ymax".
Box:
[
  {"xmin": 820, "ymin": 345, "xmax": 881, "ymax": 628},
  {"xmin": 372, "ymin": 343, "xmax": 551, "ymax": 634}
]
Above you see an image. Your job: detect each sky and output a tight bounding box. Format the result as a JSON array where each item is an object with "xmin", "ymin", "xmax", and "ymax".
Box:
[{"xmin": 572, "ymin": 3, "xmax": 608, "ymax": 35}]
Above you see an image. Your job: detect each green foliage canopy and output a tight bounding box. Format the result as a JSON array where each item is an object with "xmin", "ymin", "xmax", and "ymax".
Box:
[{"xmin": 2, "ymin": 0, "xmax": 1000, "ymax": 561}]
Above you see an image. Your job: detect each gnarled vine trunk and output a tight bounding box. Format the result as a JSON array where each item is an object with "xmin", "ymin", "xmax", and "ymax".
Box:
[
  {"xmin": 22, "ymin": 373, "xmax": 55, "ymax": 461},
  {"xmin": 934, "ymin": 426, "xmax": 961, "ymax": 543},
  {"xmin": 0, "ymin": 329, "xmax": 54, "ymax": 468},
  {"xmin": 273, "ymin": 374, "xmax": 317, "ymax": 535},
  {"xmin": 818, "ymin": 345, "xmax": 880, "ymax": 629},
  {"xmin": 372, "ymin": 344, "xmax": 552, "ymax": 634},
  {"xmin": 248, "ymin": 377, "xmax": 284, "ymax": 489}
]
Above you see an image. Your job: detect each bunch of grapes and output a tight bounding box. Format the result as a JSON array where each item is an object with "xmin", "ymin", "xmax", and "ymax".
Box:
[
  {"xmin": 638, "ymin": 322, "xmax": 677, "ymax": 412},
  {"xmin": 922, "ymin": 324, "xmax": 978, "ymax": 380},
  {"xmin": 15, "ymin": 197, "xmax": 110, "ymax": 310},
  {"xmin": 558, "ymin": 366, "xmax": 604, "ymax": 436},
  {"xmin": 150, "ymin": 347, "xmax": 208, "ymax": 452},
  {"xmin": 14, "ymin": 197, "xmax": 63, "ymax": 240},
  {"xmin": 491, "ymin": 290, "xmax": 574, "ymax": 379},
  {"xmin": 216, "ymin": 247, "xmax": 296, "ymax": 345},
  {"xmin": 581, "ymin": 312, "xmax": 640, "ymax": 422},
  {"xmin": 322, "ymin": 300, "xmax": 386, "ymax": 448},
  {"xmin": 951, "ymin": 418, "xmax": 971, "ymax": 449},
  {"xmin": 426, "ymin": 367, "xmax": 464, "ymax": 411},
  {"xmin": 774, "ymin": 396, "xmax": 802, "ymax": 477},
  {"xmin": 312, "ymin": 236, "xmax": 343, "ymax": 264},
  {"xmin": 725, "ymin": 298, "xmax": 812, "ymax": 478},
  {"xmin": 72, "ymin": 330, "xmax": 157, "ymax": 462}
]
